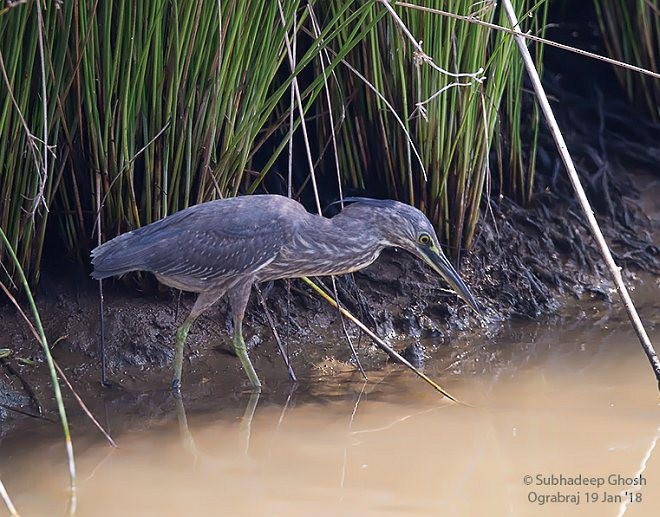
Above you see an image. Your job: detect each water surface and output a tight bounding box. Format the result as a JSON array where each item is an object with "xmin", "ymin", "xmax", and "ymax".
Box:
[{"xmin": 2, "ymin": 307, "xmax": 659, "ymax": 516}]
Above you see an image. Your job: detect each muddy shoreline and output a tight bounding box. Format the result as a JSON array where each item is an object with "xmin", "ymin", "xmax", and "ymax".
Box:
[
  {"xmin": 1, "ymin": 167, "xmax": 657, "ymax": 428},
  {"xmin": 2, "ymin": 59, "xmax": 659, "ymax": 427}
]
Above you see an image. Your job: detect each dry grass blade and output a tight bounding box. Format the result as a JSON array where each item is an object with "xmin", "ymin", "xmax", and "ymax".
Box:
[
  {"xmin": 0, "ymin": 478, "xmax": 19, "ymax": 517},
  {"xmin": 396, "ymin": 1, "xmax": 660, "ymax": 80},
  {"xmin": 277, "ymin": 0, "xmax": 322, "ymax": 214},
  {"xmin": 0, "ymin": 281, "xmax": 117, "ymax": 447},
  {"xmin": 0, "ymin": 228, "xmax": 76, "ymax": 511},
  {"xmin": 301, "ymin": 277, "xmax": 465, "ymax": 404}
]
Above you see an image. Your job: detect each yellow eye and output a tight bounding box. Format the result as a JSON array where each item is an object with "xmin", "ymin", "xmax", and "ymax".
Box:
[{"xmin": 418, "ymin": 233, "xmax": 432, "ymax": 245}]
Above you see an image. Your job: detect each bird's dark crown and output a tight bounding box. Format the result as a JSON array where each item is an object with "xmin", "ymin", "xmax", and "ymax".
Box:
[{"xmin": 334, "ymin": 197, "xmax": 438, "ymax": 249}]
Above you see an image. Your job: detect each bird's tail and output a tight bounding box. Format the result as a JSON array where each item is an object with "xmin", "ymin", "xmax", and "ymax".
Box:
[{"xmin": 90, "ymin": 231, "xmax": 149, "ymax": 280}]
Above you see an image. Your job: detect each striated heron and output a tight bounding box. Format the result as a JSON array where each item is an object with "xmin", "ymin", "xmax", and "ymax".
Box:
[{"xmin": 91, "ymin": 195, "xmax": 480, "ymax": 391}]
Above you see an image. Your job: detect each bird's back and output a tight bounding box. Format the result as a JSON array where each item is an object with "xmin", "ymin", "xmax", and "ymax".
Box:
[{"xmin": 90, "ymin": 195, "xmax": 306, "ymax": 288}]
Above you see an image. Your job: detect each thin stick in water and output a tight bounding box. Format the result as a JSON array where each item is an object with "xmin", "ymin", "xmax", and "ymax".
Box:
[
  {"xmin": 254, "ymin": 285, "xmax": 297, "ymax": 383},
  {"xmin": 0, "ymin": 477, "xmax": 19, "ymax": 517},
  {"xmin": 500, "ymin": 0, "xmax": 660, "ymax": 390},
  {"xmin": 301, "ymin": 277, "xmax": 464, "ymax": 403},
  {"xmin": 95, "ymin": 172, "xmax": 108, "ymax": 386}
]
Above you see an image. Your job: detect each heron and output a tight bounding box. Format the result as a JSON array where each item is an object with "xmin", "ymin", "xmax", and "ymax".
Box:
[{"xmin": 91, "ymin": 194, "xmax": 480, "ymax": 391}]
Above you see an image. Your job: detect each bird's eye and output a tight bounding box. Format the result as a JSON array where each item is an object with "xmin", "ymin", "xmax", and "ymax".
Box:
[{"xmin": 417, "ymin": 233, "xmax": 432, "ymax": 246}]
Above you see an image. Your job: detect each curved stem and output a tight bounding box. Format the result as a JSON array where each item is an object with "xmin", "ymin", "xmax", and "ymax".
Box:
[
  {"xmin": 0, "ymin": 228, "xmax": 77, "ymax": 507},
  {"xmin": 501, "ymin": 0, "xmax": 660, "ymax": 390}
]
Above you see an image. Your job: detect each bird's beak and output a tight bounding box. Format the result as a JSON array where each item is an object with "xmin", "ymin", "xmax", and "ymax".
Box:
[{"xmin": 418, "ymin": 245, "xmax": 481, "ymax": 315}]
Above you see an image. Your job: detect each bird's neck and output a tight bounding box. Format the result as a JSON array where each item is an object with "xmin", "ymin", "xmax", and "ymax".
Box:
[
  {"xmin": 301, "ymin": 211, "xmax": 387, "ymax": 274},
  {"xmin": 257, "ymin": 212, "xmax": 385, "ymax": 280}
]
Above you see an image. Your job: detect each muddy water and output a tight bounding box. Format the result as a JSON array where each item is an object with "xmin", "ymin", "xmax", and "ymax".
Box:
[{"xmin": 2, "ymin": 304, "xmax": 659, "ymax": 516}]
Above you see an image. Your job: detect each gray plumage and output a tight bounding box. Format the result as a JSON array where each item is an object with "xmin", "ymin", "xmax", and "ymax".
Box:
[
  {"xmin": 91, "ymin": 194, "xmax": 479, "ymax": 390},
  {"xmin": 93, "ymin": 195, "xmax": 432, "ymax": 285}
]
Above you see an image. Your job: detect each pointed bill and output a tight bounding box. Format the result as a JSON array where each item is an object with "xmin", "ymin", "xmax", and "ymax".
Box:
[{"xmin": 420, "ymin": 246, "xmax": 481, "ymax": 315}]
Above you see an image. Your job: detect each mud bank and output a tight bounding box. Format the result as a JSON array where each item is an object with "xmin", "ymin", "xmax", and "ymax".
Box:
[
  {"xmin": 1, "ymin": 163, "xmax": 657, "ymax": 427},
  {"xmin": 1, "ymin": 46, "xmax": 659, "ymax": 426}
]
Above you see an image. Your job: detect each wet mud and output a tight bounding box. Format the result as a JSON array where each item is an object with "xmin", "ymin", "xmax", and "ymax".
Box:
[
  {"xmin": 1, "ymin": 28, "xmax": 659, "ymax": 431},
  {"xmin": 0, "ymin": 184, "xmax": 657, "ymax": 428},
  {"xmin": 1, "ymin": 139, "xmax": 659, "ymax": 427}
]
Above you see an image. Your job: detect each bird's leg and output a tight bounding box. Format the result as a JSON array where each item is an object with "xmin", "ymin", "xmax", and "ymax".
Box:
[
  {"xmin": 172, "ymin": 314, "xmax": 197, "ymax": 391},
  {"xmin": 172, "ymin": 290, "xmax": 224, "ymax": 391},
  {"xmin": 232, "ymin": 314, "xmax": 261, "ymax": 390},
  {"xmin": 228, "ymin": 280, "xmax": 261, "ymax": 390}
]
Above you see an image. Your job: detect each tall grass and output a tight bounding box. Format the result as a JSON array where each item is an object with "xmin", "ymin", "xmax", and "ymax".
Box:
[
  {"xmin": 314, "ymin": 1, "xmax": 548, "ymax": 258},
  {"xmin": 1, "ymin": 0, "xmax": 548, "ymax": 284},
  {"xmin": 64, "ymin": 1, "xmax": 305, "ymax": 251},
  {"xmin": 0, "ymin": 1, "xmax": 67, "ymax": 285},
  {"xmin": 594, "ymin": 0, "xmax": 659, "ymax": 121},
  {"xmin": 1, "ymin": 1, "xmax": 381, "ymax": 285}
]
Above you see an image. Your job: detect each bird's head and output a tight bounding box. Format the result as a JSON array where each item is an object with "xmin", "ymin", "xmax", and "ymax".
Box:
[{"xmin": 338, "ymin": 198, "xmax": 481, "ymax": 315}]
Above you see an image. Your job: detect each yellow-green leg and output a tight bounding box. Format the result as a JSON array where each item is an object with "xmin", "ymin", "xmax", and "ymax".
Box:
[
  {"xmin": 228, "ymin": 279, "xmax": 261, "ymax": 391},
  {"xmin": 170, "ymin": 280, "xmax": 260, "ymax": 391},
  {"xmin": 172, "ymin": 316, "xmax": 195, "ymax": 391},
  {"xmin": 171, "ymin": 290, "xmax": 223, "ymax": 391},
  {"xmin": 232, "ymin": 315, "xmax": 261, "ymax": 390}
]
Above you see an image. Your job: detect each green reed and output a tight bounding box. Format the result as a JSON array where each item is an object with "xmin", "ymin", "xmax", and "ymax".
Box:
[
  {"xmin": 1, "ymin": 0, "xmax": 548, "ymax": 284},
  {"xmin": 1, "ymin": 1, "xmax": 382, "ymax": 285},
  {"xmin": 314, "ymin": 1, "xmax": 548, "ymax": 257},
  {"xmin": 0, "ymin": 227, "xmax": 77, "ymax": 506},
  {"xmin": 594, "ymin": 0, "xmax": 659, "ymax": 121},
  {"xmin": 0, "ymin": 1, "xmax": 71, "ymax": 285}
]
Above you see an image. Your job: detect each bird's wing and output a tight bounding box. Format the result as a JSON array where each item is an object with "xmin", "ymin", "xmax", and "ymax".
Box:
[{"xmin": 139, "ymin": 202, "xmax": 297, "ymax": 281}]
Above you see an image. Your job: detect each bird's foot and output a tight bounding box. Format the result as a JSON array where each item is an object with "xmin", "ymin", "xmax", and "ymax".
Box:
[
  {"xmin": 100, "ymin": 378, "xmax": 122, "ymax": 390},
  {"xmin": 248, "ymin": 382, "xmax": 262, "ymax": 394}
]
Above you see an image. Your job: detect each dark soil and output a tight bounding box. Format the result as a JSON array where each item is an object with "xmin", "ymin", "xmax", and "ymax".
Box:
[{"xmin": 1, "ymin": 153, "xmax": 657, "ymax": 428}]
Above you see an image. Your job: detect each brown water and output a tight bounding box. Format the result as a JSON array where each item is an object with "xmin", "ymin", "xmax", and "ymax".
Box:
[{"xmin": 2, "ymin": 307, "xmax": 659, "ymax": 516}]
